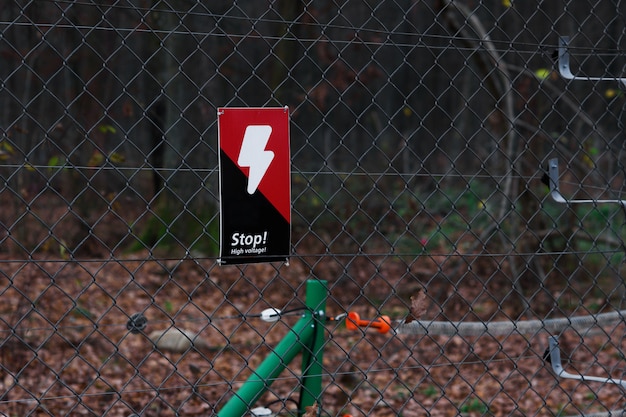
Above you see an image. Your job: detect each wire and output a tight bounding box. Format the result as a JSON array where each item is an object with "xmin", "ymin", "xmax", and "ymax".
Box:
[
  {"xmin": 210, "ymin": 307, "xmax": 308, "ymax": 321},
  {"xmin": 5, "ymin": 349, "xmax": 617, "ymax": 409},
  {"xmin": 0, "ymin": 352, "xmax": 543, "ymax": 407},
  {"xmin": 0, "ymin": 162, "xmax": 573, "ymax": 184},
  {"xmin": 264, "ymin": 397, "xmax": 300, "ymax": 412},
  {"xmin": 5, "ymin": 0, "xmax": 623, "ymax": 57},
  {"xmin": 0, "ymin": 307, "xmax": 309, "ymax": 339},
  {"xmin": 1, "ymin": 244, "xmax": 624, "ymax": 264},
  {"xmin": 0, "ymin": 19, "xmax": 573, "ymax": 58}
]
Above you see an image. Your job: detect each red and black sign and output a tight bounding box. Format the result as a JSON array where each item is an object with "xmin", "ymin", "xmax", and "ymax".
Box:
[{"xmin": 218, "ymin": 107, "xmax": 291, "ymax": 264}]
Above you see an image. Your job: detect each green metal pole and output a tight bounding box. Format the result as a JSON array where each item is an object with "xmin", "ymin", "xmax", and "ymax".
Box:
[
  {"xmin": 217, "ymin": 279, "xmax": 328, "ymax": 417},
  {"xmin": 298, "ymin": 280, "xmax": 327, "ymax": 416}
]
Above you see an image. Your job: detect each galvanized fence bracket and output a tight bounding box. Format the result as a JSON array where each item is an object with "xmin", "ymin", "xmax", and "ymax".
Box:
[
  {"xmin": 545, "ymin": 158, "xmax": 626, "ymax": 207},
  {"xmin": 558, "ymin": 36, "xmax": 626, "ymax": 88},
  {"xmin": 547, "ymin": 335, "xmax": 626, "ymax": 388}
]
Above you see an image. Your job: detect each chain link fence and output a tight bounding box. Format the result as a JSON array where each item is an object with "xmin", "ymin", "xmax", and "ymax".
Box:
[{"xmin": 2, "ymin": 1, "xmax": 626, "ymax": 416}]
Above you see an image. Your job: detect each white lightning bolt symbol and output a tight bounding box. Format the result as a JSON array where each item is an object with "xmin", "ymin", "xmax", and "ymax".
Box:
[{"xmin": 237, "ymin": 125, "xmax": 274, "ymax": 194}]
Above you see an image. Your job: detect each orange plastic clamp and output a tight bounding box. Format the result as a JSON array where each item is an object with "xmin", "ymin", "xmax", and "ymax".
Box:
[{"xmin": 345, "ymin": 311, "xmax": 392, "ymax": 334}]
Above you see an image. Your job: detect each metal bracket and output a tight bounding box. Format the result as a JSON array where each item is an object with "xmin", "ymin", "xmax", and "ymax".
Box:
[
  {"xmin": 546, "ymin": 158, "xmax": 626, "ymax": 206},
  {"xmin": 547, "ymin": 335, "xmax": 626, "ymax": 388},
  {"xmin": 558, "ymin": 36, "xmax": 626, "ymax": 88}
]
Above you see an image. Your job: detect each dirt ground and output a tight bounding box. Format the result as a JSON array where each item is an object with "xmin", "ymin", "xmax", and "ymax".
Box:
[{"xmin": 0, "ymin": 252, "xmax": 625, "ymax": 417}]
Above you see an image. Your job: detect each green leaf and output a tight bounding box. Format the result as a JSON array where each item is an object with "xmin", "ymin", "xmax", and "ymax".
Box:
[
  {"xmin": 1, "ymin": 141, "xmax": 15, "ymax": 153},
  {"xmin": 98, "ymin": 124, "xmax": 117, "ymax": 134},
  {"xmin": 534, "ymin": 68, "xmax": 551, "ymax": 80},
  {"xmin": 48, "ymin": 155, "xmax": 60, "ymax": 167},
  {"xmin": 108, "ymin": 152, "xmax": 125, "ymax": 164}
]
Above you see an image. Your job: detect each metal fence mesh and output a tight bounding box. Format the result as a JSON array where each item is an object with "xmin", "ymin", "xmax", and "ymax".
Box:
[{"xmin": 2, "ymin": 1, "xmax": 626, "ymax": 416}]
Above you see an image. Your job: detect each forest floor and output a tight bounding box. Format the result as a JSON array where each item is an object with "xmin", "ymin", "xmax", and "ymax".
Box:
[{"xmin": 0, "ymin": 252, "xmax": 625, "ymax": 417}]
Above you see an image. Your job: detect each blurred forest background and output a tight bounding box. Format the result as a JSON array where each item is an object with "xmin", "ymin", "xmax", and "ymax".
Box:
[{"xmin": 2, "ymin": 0, "xmax": 626, "ymax": 264}]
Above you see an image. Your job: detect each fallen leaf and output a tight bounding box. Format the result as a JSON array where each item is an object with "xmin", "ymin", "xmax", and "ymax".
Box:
[
  {"xmin": 303, "ymin": 402, "xmax": 318, "ymax": 417},
  {"xmin": 406, "ymin": 287, "xmax": 427, "ymax": 323}
]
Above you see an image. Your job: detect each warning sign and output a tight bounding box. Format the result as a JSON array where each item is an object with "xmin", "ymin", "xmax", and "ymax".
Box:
[{"xmin": 218, "ymin": 107, "xmax": 290, "ymax": 264}]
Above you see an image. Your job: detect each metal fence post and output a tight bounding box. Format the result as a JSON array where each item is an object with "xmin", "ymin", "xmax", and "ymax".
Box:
[
  {"xmin": 298, "ymin": 279, "xmax": 327, "ymax": 416},
  {"xmin": 217, "ymin": 279, "xmax": 327, "ymax": 417}
]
